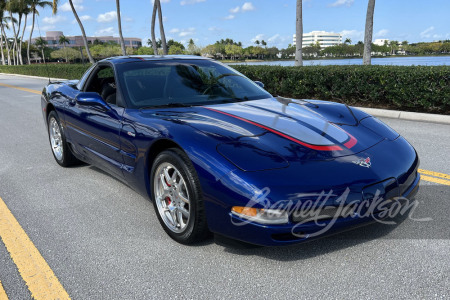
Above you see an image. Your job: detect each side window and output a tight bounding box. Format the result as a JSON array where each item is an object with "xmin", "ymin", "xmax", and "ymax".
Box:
[
  {"xmin": 76, "ymin": 65, "xmax": 95, "ymax": 90},
  {"xmin": 85, "ymin": 65, "xmax": 117, "ymax": 106}
]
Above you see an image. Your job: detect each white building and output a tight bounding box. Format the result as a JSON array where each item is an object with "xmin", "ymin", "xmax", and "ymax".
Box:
[
  {"xmin": 374, "ymin": 39, "xmax": 389, "ymax": 46},
  {"xmin": 293, "ymin": 31, "xmax": 342, "ymax": 48}
]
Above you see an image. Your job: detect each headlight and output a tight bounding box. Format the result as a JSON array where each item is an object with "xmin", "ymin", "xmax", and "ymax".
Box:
[{"xmin": 231, "ymin": 206, "xmax": 289, "ymax": 224}]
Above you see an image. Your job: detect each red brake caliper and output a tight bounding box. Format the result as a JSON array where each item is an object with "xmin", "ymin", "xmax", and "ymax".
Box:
[{"xmin": 165, "ymin": 175, "xmax": 171, "ymax": 205}]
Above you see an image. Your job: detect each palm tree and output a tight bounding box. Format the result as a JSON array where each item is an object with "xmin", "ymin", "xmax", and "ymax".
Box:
[
  {"xmin": 68, "ymin": 0, "xmax": 94, "ymax": 63},
  {"xmin": 150, "ymin": 0, "xmax": 167, "ymax": 55},
  {"xmin": 35, "ymin": 36, "xmax": 46, "ymax": 62},
  {"xmin": 295, "ymin": 0, "xmax": 303, "ymax": 66},
  {"xmin": 150, "ymin": 0, "xmax": 158, "ymax": 53},
  {"xmin": 115, "ymin": 0, "xmax": 126, "ymax": 55},
  {"xmin": 0, "ymin": 0, "xmax": 8, "ymax": 65},
  {"xmin": 18, "ymin": 4, "xmax": 30, "ymax": 65},
  {"xmin": 156, "ymin": 0, "xmax": 167, "ymax": 55},
  {"xmin": 59, "ymin": 34, "xmax": 69, "ymax": 62},
  {"xmin": 363, "ymin": 0, "xmax": 376, "ymax": 65},
  {"xmin": 6, "ymin": 0, "xmax": 20, "ymax": 65},
  {"xmin": 27, "ymin": 0, "xmax": 53, "ymax": 65},
  {"xmin": 1, "ymin": 14, "xmax": 14, "ymax": 65},
  {"xmin": 344, "ymin": 38, "xmax": 352, "ymax": 45}
]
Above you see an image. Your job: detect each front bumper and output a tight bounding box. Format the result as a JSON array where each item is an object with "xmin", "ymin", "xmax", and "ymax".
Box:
[{"xmin": 213, "ymin": 173, "xmax": 420, "ymax": 247}]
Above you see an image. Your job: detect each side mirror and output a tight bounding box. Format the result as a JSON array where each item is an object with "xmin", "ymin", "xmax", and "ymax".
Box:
[
  {"xmin": 75, "ymin": 92, "xmax": 110, "ymax": 110},
  {"xmin": 254, "ymin": 81, "xmax": 264, "ymax": 88}
]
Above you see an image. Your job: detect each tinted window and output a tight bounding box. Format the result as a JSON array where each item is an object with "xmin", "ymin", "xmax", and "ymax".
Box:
[
  {"xmin": 116, "ymin": 59, "xmax": 271, "ymax": 108},
  {"xmin": 77, "ymin": 64, "xmax": 95, "ymax": 90}
]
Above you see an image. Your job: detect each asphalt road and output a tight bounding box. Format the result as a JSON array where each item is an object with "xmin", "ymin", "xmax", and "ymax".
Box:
[{"xmin": 0, "ymin": 74, "xmax": 449, "ymax": 299}]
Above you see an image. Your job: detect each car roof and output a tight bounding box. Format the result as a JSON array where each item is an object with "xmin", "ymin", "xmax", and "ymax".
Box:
[{"xmin": 99, "ymin": 55, "xmax": 212, "ymax": 64}]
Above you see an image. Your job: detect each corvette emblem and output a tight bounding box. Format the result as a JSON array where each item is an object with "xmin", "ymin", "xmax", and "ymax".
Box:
[{"xmin": 353, "ymin": 157, "xmax": 371, "ymax": 168}]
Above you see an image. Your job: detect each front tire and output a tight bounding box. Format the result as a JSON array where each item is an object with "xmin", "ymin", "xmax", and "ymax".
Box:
[
  {"xmin": 47, "ymin": 111, "xmax": 81, "ymax": 167},
  {"xmin": 151, "ymin": 148, "xmax": 208, "ymax": 244}
]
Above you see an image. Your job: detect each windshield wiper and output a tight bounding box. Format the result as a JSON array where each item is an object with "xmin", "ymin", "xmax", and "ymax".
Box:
[{"xmin": 139, "ymin": 102, "xmax": 192, "ymax": 109}]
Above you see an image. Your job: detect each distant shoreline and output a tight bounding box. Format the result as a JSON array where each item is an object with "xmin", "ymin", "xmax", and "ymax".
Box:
[{"xmin": 221, "ymin": 54, "xmax": 450, "ymax": 64}]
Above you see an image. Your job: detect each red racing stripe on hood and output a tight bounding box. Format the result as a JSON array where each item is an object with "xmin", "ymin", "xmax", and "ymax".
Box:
[{"xmin": 204, "ymin": 107, "xmax": 345, "ymax": 151}]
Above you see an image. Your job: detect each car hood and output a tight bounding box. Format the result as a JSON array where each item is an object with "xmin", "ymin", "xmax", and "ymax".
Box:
[{"xmin": 143, "ymin": 97, "xmax": 391, "ymax": 170}]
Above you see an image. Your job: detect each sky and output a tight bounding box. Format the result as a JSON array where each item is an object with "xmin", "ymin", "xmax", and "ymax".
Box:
[{"xmin": 11, "ymin": 0, "xmax": 450, "ymax": 49}]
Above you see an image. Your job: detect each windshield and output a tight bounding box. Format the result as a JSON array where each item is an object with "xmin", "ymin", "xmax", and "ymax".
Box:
[{"xmin": 116, "ymin": 59, "xmax": 272, "ymax": 109}]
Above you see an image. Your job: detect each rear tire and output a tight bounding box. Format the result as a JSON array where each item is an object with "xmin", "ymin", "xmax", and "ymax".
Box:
[
  {"xmin": 151, "ymin": 148, "xmax": 209, "ymax": 244},
  {"xmin": 47, "ymin": 111, "xmax": 81, "ymax": 167}
]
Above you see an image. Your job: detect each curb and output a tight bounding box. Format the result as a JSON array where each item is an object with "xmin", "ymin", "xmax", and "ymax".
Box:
[
  {"xmin": 355, "ymin": 107, "xmax": 450, "ymax": 125},
  {"xmin": 1, "ymin": 72, "xmax": 449, "ymax": 125},
  {"xmin": 0, "ymin": 72, "xmax": 67, "ymax": 81}
]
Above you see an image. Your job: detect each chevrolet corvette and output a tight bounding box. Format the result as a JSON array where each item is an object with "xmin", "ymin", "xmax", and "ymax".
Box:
[{"xmin": 41, "ymin": 56, "xmax": 420, "ymax": 246}]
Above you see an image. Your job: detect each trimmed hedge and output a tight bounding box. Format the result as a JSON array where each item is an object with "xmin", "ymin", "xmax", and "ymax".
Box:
[
  {"xmin": 233, "ymin": 65, "xmax": 450, "ymax": 114},
  {"xmin": 0, "ymin": 64, "xmax": 90, "ymax": 80},
  {"xmin": 1, "ymin": 64, "xmax": 448, "ymax": 113}
]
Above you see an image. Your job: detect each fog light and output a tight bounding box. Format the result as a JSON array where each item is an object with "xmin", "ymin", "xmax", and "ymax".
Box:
[{"xmin": 231, "ymin": 206, "xmax": 289, "ymax": 224}]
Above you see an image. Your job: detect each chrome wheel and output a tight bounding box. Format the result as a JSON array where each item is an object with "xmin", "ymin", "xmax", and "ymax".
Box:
[
  {"xmin": 49, "ymin": 117, "xmax": 63, "ymax": 161},
  {"xmin": 154, "ymin": 162, "xmax": 191, "ymax": 233}
]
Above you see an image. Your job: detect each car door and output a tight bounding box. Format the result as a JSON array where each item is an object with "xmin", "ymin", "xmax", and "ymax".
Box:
[{"xmin": 64, "ymin": 63, "xmax": 125, "ymax": 178}]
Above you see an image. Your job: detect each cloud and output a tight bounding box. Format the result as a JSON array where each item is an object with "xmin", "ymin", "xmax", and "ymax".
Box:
[
  {"xmin": 267, "ymin": 34, "xmax": 280, "ymax": 43},
  {"xmin": 180, "ymin": 0, "xmax": 205, "ymax": 5},
  {"xmin": 170, "ymin": 28, "xmax": 180, "ymax": 33},
  {"xmin": 60, "ymin": 0, "xmax": 84, "ymax": 12},
  {"xmin": 420, "ymin": 26, "xmax": 435, "ymax": 38},
  {"xmin": 224, "ymin": 2, "xmax": 254, "ymax": 19},
  {"xmin": 375, "ymin": 29, "xmax": 389, "ymax": 38},
  {"xmin": 97, "ymin": 11, "xmax": 117, "ymax": 23},
  {"xmin": 208, "ymin": 26, "xmax": 222, "ymax": 32},
  {"xmin": 42, "ymin": 15, "xmax": 66, "ymax": 24},
  {"xmin": 266, "ymin": 34, "xmax": 291, "ymax": 48},
  {"xmin": 95, "ymin": 27, "xmax": 115, "ymax": 36},
  {"xmin": 340, "ymin": 29, "xmax": 364, "ymax": 42},
  {"xmin": 229, "ymin": 6, "xmax": 240, "ymax": 13},
  {"xmin": 179, "ymin": 27, "xmax": 196, "ymax": 37},
  {"xmin": 251, "ymin": 34, "xmax": 265, "ymax": 43},
  {"xmin": 241, "ymin": 2, "xmax": 255, "ymax": 11},
  {"xmin": 71, "ymin": 15, "xmax": 92, "ymax": 23},
  {"xmin": 328, "ymin": 0, "xmax": 354, "ymax": 7}
]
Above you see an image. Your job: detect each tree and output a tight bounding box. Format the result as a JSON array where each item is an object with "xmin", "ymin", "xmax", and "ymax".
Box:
[
  {"xmin": 389, "ymin": 40, "xmax": 398, "ymax": 55},
  {"xmin": 156, "ymin": 0, "xmax": 167, "ymax": 55},
  {"xmin": 136, "ymin": 46, "xmax": 154, "ymax": 55},
  {"xmin": 18, "ymin": 2, "xmax": 30, "ymax": 65},
  {"xmin": 35, "ymin": 36, "xmax": 46, "ymax": 62},
  {"xmin": 261, "ymin": 40, "xmax": 267, "ymax": 47},
  {"xmin": 27, "ymin": 0, "xmax": 53, "ymax": 65},
  {"xmin": 115, "ymin": 0, "xmax": 126, "ymax": 56},
  {"xmin": 254, "ymin": 40, "xmax": 260, "ymax": 45},
  {"xmin": 58, "ymin": 34, "xmax": 69, "ymax": 62},
  {"xmin": 51, "ymin": 47, "xmax": 80, "ymax": 62},
  {"xmin": 363, "ymin": 0, "xmax": 375, "ymax": 65},
  {"xmin": 295, "ymin": 0, "xmax": 302, "ymax": 66},
  {"xmin": 344, "ymin": 38, "xmax": 352, "ymax": 45},
  {"xmin": 68, "ymin": 0, "xmax": 94, "ymax": 63},
  {"xmin": 0, "ymin": 0, "xmax": 9, "ymax": 65},
  {"xmin": 168, "ymin": 45, "xmax": 183, "ymax": 55},
  {"xmin": 151, "ymin": 0, "xmax": 167, "ymax": 55},
  {"xmin": 150, "ymin": 0, "xmax": 157, "ymax": 52}
]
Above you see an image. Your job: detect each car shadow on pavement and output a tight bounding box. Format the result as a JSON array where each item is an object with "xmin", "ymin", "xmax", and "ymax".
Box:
[{"xmin": 220, "ymin": 212, "xmax": 412, "ymax": 261}]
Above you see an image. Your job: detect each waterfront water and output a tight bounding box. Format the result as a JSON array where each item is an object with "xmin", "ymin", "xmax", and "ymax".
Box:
[{"xmin": 228, "ymin": 56, "xmax": 450, "ymax": 66}]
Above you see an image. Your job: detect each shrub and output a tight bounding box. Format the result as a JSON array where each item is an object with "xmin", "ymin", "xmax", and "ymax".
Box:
[
  {"xmin": 233, "ymin": 65, "xmax": 450, "ymax": 113},
  {"xmin": 1, "ymin": 64, "xmax": 448, "ymax": 113},
  {"xmin": 0, "ymin": 64, "xmax": 90, "ymax": 80}
]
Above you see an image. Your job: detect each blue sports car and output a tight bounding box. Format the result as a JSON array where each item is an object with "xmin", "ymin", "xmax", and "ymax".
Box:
[{"xmin": 41, "ymin": 55, "xmax": 420, "ymax": 246}]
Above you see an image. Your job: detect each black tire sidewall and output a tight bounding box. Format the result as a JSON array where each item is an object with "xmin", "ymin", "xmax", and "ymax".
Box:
[
  {"xmin": 150, "ymin": 149, "xmax": 203, "ymax": 243},
  {"xmin": 47, "ymin": 111, "xmax": 70, "ymax": 167}
]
